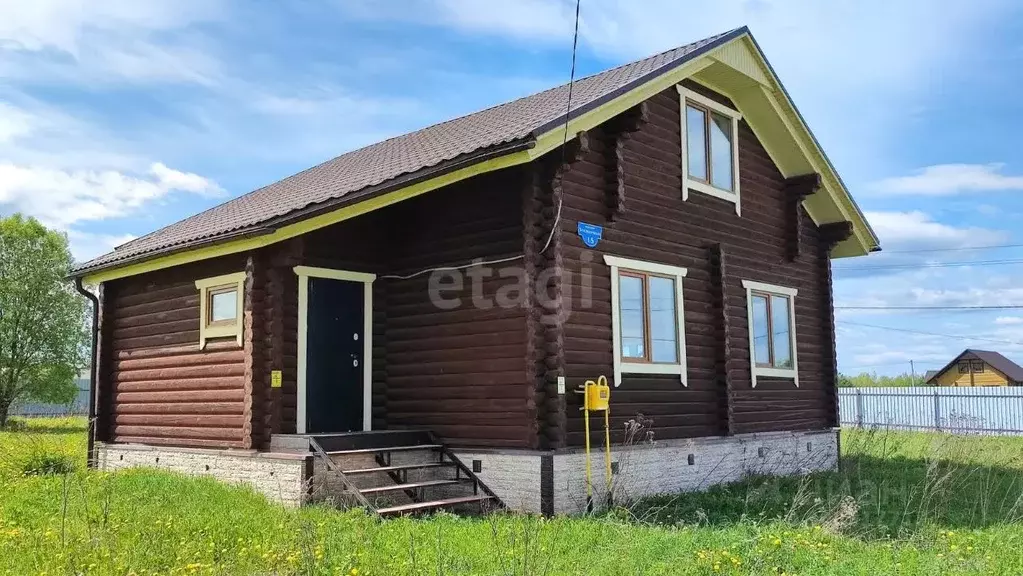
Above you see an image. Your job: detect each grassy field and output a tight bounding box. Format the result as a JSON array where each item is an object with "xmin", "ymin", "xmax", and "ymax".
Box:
[{"xmin": 3, "ymin": 420, "xmax": 1023, "ymax": 575}]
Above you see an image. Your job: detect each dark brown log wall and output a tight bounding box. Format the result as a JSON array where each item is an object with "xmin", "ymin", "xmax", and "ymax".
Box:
[
  {"xmin": 104, "ymin": 255, "xmax": 251, "ymax": 448},
  {"xmin": 558, "ymin": 83, "xmax": 836, "ymax": 446},
  {"xmin": 378, "ymin": 169, "xmax": 531, "ymax": 447},
  {"xmin": 287, "ymin": 168, "xmax": 532, "ymax": 448}
]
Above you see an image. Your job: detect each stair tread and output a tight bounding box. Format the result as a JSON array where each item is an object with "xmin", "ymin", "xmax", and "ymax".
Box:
[
  {"xmin": 345, "ymin": 462, "xmax": 453, "ymax": 475},
  {"xmin": 361, "ymin": 479, "xmax": 466, "ymax": 495},
  {"xmin": 324, "ymin": 444, "xmax": 442, "ymax": 455},
  {"xmin": 377, "ymin": 495, "xmax": 494, "ymax": 516}
]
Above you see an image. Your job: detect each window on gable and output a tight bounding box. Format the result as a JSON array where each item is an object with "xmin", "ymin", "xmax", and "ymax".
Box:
[
  {"xmin": 958, "ymin": 361, "xmax": 971, "ymax": 374},
  {"xmin": 605, "ymin": 255, "xmax": 688, "ymax": 387},
  {"xmin": 195, "ymin": 272, "xmax": 246, "ymax": 350},
  {"xmin": 971, "ymin": 360, "xmax": 985, "ymax": 373},
  {"xmin": 677, "ymin": 85, "xmax": 742, "ymax": 215},
  {"xmin": 743, "ymin": 280, "xmax": 798, "ymax": 387}
]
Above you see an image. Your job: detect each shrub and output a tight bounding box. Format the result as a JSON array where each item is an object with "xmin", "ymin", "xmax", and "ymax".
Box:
[
  {"xmin": 21, "ymin": 451, "xmax": 76, "ymax": 476},
  {"xmin": 1, "ymin": 418, "xmax": 28, "ymax": 432}
]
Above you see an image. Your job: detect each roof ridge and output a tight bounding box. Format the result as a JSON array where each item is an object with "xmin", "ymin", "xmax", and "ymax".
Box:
[
  {"xmin": 78, "ymin": 27, "xmax": 748, "ymax": 273},
  {"xmin": 380, "ymin": 27, "xmax": 745, "ymax": 143}
]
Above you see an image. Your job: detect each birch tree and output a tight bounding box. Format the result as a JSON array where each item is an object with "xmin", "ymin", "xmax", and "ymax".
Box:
[{"xmin": 0, "ymin": 215, "xmax": 87, "ymax": 427}]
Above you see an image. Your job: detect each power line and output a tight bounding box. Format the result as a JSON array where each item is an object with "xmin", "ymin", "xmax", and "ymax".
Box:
[
  {"xmin": 378, "ymin": 0, "xmax": 581, "ymax": 280},
  {"xmin": 841, "ymin": 360, "xmax": 934, "ymax": 370},
  {"xmin": 882, "ymin": 243, "xmax": 1023, "ymax": 254},
  {"xmin": 835, "ymin": 257, "xmax": 1023, "ymax": 272},
  {"xmin": 837, "ymin": 305, "xmax": 1023, "ymax": 310},
  {"xmin": 836, "ymin": 320, "xmax": 1023, "ymax": 346}
]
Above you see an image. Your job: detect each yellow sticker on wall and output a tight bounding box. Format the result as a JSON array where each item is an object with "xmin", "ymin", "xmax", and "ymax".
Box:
[{"xmin": 271, "ymin": 370, "xmax": 282, "ymax": 388}]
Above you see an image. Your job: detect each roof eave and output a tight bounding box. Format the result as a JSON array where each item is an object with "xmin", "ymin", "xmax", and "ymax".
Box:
[
  {"xmin": 75, "ymin": 137, "xmax": 536, "ymax": 282},
  {"xmin": 740, "ymin": 31, "xmax": 880, "ymax": 255}
]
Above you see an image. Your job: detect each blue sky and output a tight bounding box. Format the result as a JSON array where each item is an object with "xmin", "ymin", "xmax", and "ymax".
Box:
[{"xmin": 2, "ymin": 0, "xmax": 1023, "ymax": 377}]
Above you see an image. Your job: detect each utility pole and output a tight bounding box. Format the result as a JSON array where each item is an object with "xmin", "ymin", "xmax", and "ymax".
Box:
[{"xmin": 910, "ymin": 359, "xmax": 917, "ymax": 385}]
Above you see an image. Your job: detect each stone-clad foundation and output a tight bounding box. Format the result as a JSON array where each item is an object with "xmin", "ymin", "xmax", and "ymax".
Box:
[
  {"xmin": 454, "ymin": 429, "xmax": 838, "ymax": 515},
  {"xmin": 96, "ymin": 429, "xmax": 837, "ymax": 514}
]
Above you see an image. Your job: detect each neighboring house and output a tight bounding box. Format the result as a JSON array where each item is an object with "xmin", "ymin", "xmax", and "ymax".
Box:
[
  {"xmin": 72, "ymin": 27, "xmax": 879, "ymax": 515},
  {"xmin": 927, "ymin": 350, "xmax": 1023, "ymax": 387}
]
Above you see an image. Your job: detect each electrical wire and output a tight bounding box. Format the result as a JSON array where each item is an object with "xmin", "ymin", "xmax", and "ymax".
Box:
[
  {"xmin": 541, "ymin": 0, "xmax": 582, "ymax": 255},
  {"xmin": 836, "ymin": 305, "xmax": 1023, "ymax": 310},
  {"xmin": 377, "ymin": 255, "xmax": 527, "ymax": 281},
  {"xmin": 380, "ymin": 0, "xmax": 582, "ymax": 281},
  {"xmin": 836, "ymin": 320, "xmax": 1023, "ymax": 346},
  {"xmin": 881, "ymin": 242, "xmax": 1023, "ymax": 254},
  {"xmin": 840, "ymin": 360, "xmax": 935, "ymax": 371},
  {"xmin": 834, "ymin": 257, "xmax": 1023, "ymax": 272}
]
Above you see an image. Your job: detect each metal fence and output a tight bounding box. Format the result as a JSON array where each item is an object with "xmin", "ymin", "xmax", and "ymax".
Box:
[
  {"xmin": 11, "ymin": 379, "xmax": 90, "ymax": 417},
  {"xmin": 839, "ymin": 386, "xmax": 1023, "ymax": 435}
]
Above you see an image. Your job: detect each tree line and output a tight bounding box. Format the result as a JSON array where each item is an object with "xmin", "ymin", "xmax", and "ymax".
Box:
[{"xmin": 838, "ymin": 372, "xmax": 926, "ymax": 388}]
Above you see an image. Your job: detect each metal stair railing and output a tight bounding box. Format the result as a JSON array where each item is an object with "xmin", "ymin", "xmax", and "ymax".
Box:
[
  {"xmin": 427, "ymin": 432, "xmax": 505, "ymax": 510},
  {"xmin": 307, "ymin": 437, "xmax": 376, "ymax": 513}
]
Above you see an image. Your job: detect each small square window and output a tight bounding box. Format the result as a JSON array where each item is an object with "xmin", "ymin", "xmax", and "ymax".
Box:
[
  {"xmin": 195, "ymin": 272, "xmax": 245, "ymax": 349},
  {"xmin": 958, "ymin": 361, "xmax": 971, "ymax": 374},
  {"xmin": 209, "ymin": 286, "xmax": 239, "ymax": 324},
  {"xmin": 971, "ymin": 360, "xmax": 985, "ymax": 373}
]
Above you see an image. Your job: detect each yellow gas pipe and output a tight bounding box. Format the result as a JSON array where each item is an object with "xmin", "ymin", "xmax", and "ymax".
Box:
[{"xmin": 580, "ymin": 375, "xmax": 612, "ymax": 512}]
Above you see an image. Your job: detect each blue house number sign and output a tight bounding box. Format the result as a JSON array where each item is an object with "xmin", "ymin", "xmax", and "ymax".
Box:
[{"xmin": 577, "ymin": 222, "xmax": 603, "ymax": 248}]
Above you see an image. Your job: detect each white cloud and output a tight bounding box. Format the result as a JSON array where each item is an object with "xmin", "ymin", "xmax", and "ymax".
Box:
[
  {"xmin": 863, "ymin": 210, "xmax": 1009, "ymax": 251},
  {"xmin": 0, "ymin": 162, "xmax": 223, "ymax": 229},
  {"xmin": 995, "ymin": 316, "xmax": 1023, "ymax": 325},
  {"xmin": 0, "ymin": 102, "xmax": 36, "ymax": 143},
  {"xmin": 0, "ymin": 0, "xmax": 224, "ymax": 85},
  {"xmin": 149, "ymin": 162, "xmax": 223, "ymax": 195},
  {"xmin": 847, "ymin": 345, "xmax": 950, "ymax": 369},
  {"xmin": 249, "ymin": 88, "xmax": 422, "ymax": 119},
  {"xmin": 837, "ymin": 280, "xmax": 1023, "ymax": 314},
  {"xmin": 64, "ymin": 229, "xmax": 137, "ymax": 262},
  {"xmin": 431, "ymin": 0, "xmax": 576, "ymax": 40},
  {"xmin": 0, "ymin": 0, "xmax": 223, "ymax": 53},
  {"xmin": 874, "ymin": 164, "xmax": 1023, "ymax": 196},
  {"xmin": 0, "ymin": 97, "xmax": 223, "ymax": 259}
]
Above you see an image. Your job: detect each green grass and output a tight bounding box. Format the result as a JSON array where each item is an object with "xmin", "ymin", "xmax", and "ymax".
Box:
[{"xmin": 2, "ymin": 419, "xmax": 1023, "ymax": 575}]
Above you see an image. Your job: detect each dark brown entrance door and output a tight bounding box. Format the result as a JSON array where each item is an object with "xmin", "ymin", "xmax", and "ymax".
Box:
[{"xmin": 305, "ymin": 277, "xmax": 365, "ymax": 433}]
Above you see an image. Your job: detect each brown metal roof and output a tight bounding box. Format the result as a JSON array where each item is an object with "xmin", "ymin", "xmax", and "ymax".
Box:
[
  {"xmin": 74, "ymin": 28, "xmax": 744, "ymax": 275},
  {"xmin": 927, "ymin": 349, "xmax": 1023, "ymax": 384}
]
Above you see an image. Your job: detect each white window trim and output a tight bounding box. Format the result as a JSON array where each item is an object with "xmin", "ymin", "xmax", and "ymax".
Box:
[
  {"xmin": 677, "ymin": 85, "xmax": 742, "ymax": 215},
  {"xmin": 294, "ymin": 266, "xmax": 376, "ymax": 433},
  {"xmin": 195, "ymin": 272, "xmax": 246, "ymax": 350},
  {"xmin": 605, "ymin": 255, "xmax": 688, "ymax": 387},
  {"xmin": 742, "ymin": 280, "xmax": 799, "ymax": 388}
]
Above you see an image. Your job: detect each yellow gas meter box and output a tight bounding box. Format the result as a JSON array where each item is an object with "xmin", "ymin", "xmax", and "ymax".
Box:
[{"xmin": 584, "ymin": 376, "xmax": 610, "ymax": 411}]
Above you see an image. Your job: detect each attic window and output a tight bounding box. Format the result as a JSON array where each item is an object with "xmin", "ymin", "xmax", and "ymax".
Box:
[
  {"xmin": 195, "ymin": 272, "xmax": 246, "ymax": 349},
  {"xmin": 677, "ymin": 86, "xmax": 742, "ymax": 215}
]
